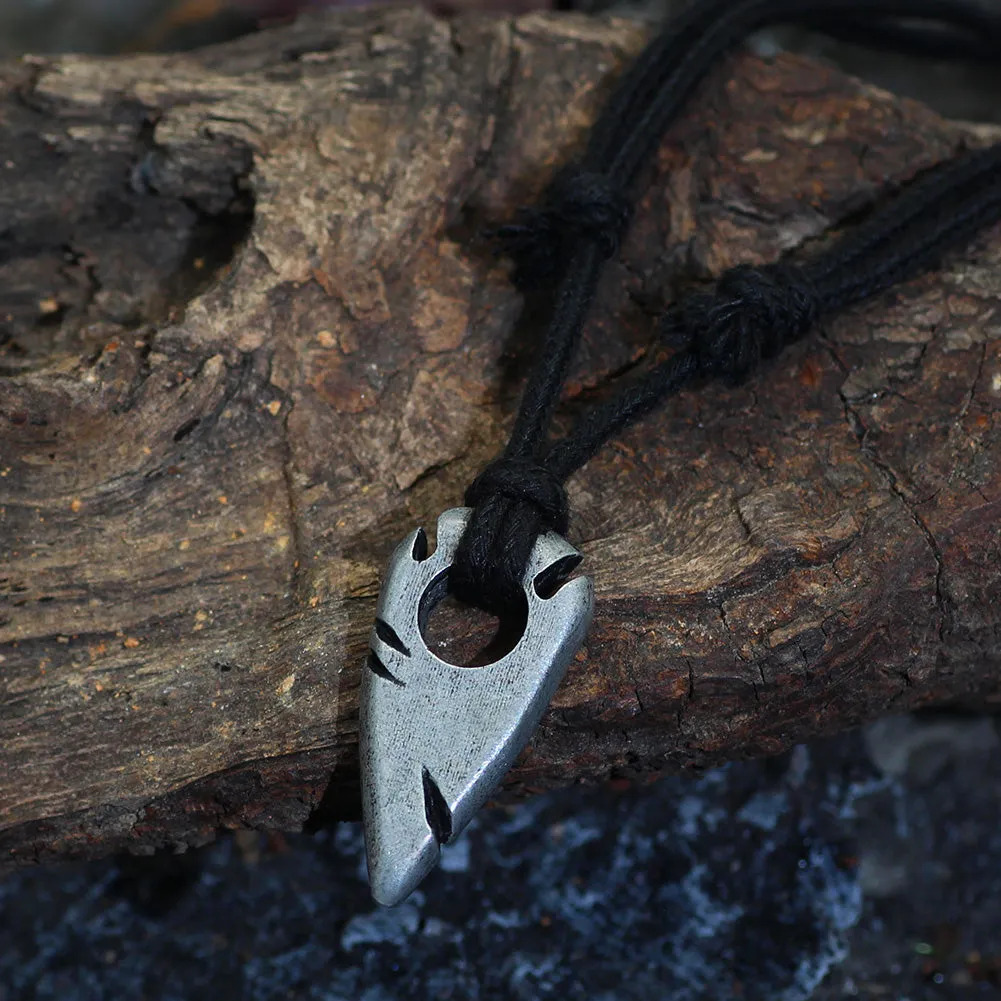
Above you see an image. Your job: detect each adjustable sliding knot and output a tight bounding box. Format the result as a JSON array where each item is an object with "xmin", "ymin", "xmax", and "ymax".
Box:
[
  {"xmin": 662, "ymin": 263, "xmax": 821, "ymax": 384},
  {"xmin": 491, "ymin": 169, "xmax": 632, "ymax": 289},
  {"xmin": 450, "ymin": 457, "xmax": 569, "ymax": 616}
]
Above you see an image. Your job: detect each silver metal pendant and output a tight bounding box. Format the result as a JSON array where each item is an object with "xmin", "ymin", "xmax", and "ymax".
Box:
[{"xmin": 360, "ymin": 507, "xmax": 593, "ymax": 906}]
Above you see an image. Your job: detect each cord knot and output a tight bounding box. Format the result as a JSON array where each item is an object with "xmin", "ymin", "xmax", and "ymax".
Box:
[
  {"xmin": 465, "ymin": 457, "xmax": 569, "ymax": 534},
  {"xmin": 450, "ymin": 457, "xmax": 569, "ymax": 616},
  {"xmin": 490, "ymin": 168, "xmax": 633, "ymax": 289},
  {"xmin": 661, "ymin": 264, "xmax": 821, "ymax": 384}
]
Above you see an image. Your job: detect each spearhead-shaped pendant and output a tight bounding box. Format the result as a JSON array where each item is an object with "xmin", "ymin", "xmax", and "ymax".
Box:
[{"xmin": 360, "ymin": 507, "xmax": 593, "ymax": 906}]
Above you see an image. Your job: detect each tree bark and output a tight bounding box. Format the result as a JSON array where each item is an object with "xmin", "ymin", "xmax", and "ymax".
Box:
[{"xmin": 2, "ymin": 8, "xmax": 1000, "ymax": 868}]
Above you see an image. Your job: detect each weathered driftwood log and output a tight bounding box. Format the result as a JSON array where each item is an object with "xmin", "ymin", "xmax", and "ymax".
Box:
[{"xmin": 2, "ymin": 8, "xmax": 1000, "ymax": 869}]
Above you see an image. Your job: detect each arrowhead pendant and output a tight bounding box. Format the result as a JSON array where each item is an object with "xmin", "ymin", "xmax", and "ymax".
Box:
[{"xmin": 359, "ymin": 507, "xmax": 594, "ymax": 906}]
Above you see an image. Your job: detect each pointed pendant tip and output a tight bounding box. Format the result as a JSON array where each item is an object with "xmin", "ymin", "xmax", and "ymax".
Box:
[{"xmin": 368, "ymin": 845, "xmax": 439, "ymax": 907}]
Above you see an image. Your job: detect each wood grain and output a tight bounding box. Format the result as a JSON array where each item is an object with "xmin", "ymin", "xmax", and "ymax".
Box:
[{"xmin": 2, "ymin": 8, "xmax": 1000, "ymax": 867}]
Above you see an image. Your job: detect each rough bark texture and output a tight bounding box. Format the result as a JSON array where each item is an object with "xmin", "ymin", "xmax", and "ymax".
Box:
[{"xmin": 2, "ymin": 8, "xmax": 1001, "ymax": 869}]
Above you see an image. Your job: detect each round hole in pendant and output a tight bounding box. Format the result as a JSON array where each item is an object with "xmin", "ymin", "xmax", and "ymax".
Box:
[{"xmin": 418, "ymin": 569, "xmax": 528, "ymax": 667}]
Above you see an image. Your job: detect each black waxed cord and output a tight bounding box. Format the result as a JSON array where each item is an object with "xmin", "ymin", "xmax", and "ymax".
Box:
[{"xmin": 451, "ymin": 0, "xmax": 1001, "ymax": 617}]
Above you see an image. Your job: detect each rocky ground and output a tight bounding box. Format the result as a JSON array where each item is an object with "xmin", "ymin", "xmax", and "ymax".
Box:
[{"xmin": 2, "ymin": 713, "xmax": 1000, "ymax": 999}]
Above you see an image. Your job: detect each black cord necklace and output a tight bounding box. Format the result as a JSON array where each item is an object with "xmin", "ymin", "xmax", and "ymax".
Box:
[{"xmin": 360, "ymin": 0, "xmax": 1001, "ymax": 906}]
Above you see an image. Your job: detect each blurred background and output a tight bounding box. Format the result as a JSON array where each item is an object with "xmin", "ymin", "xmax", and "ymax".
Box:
[
  {"xmin": 3, "ymin": 717, "xmax": 1001, "ymax": 1000},
  {"xmin": 1, "ymin": 0, "xmax": 1001, "ymax": 119},
  {"xmin": 2, "ymin": 2, "xmax": 1001, "ymax": 999},
  {"xmin": 0, "ymin": 0, "xmax": 550, "ymax": 53}
]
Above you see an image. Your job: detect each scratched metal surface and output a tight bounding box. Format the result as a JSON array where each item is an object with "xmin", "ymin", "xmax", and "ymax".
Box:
[
  {"xmin": 362, "ymin": 509, "xmax": 594, "ymax": 906},
  {"xmin": 2, "ymin": 716, "xmax": 999, "ymax": 1000}
]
